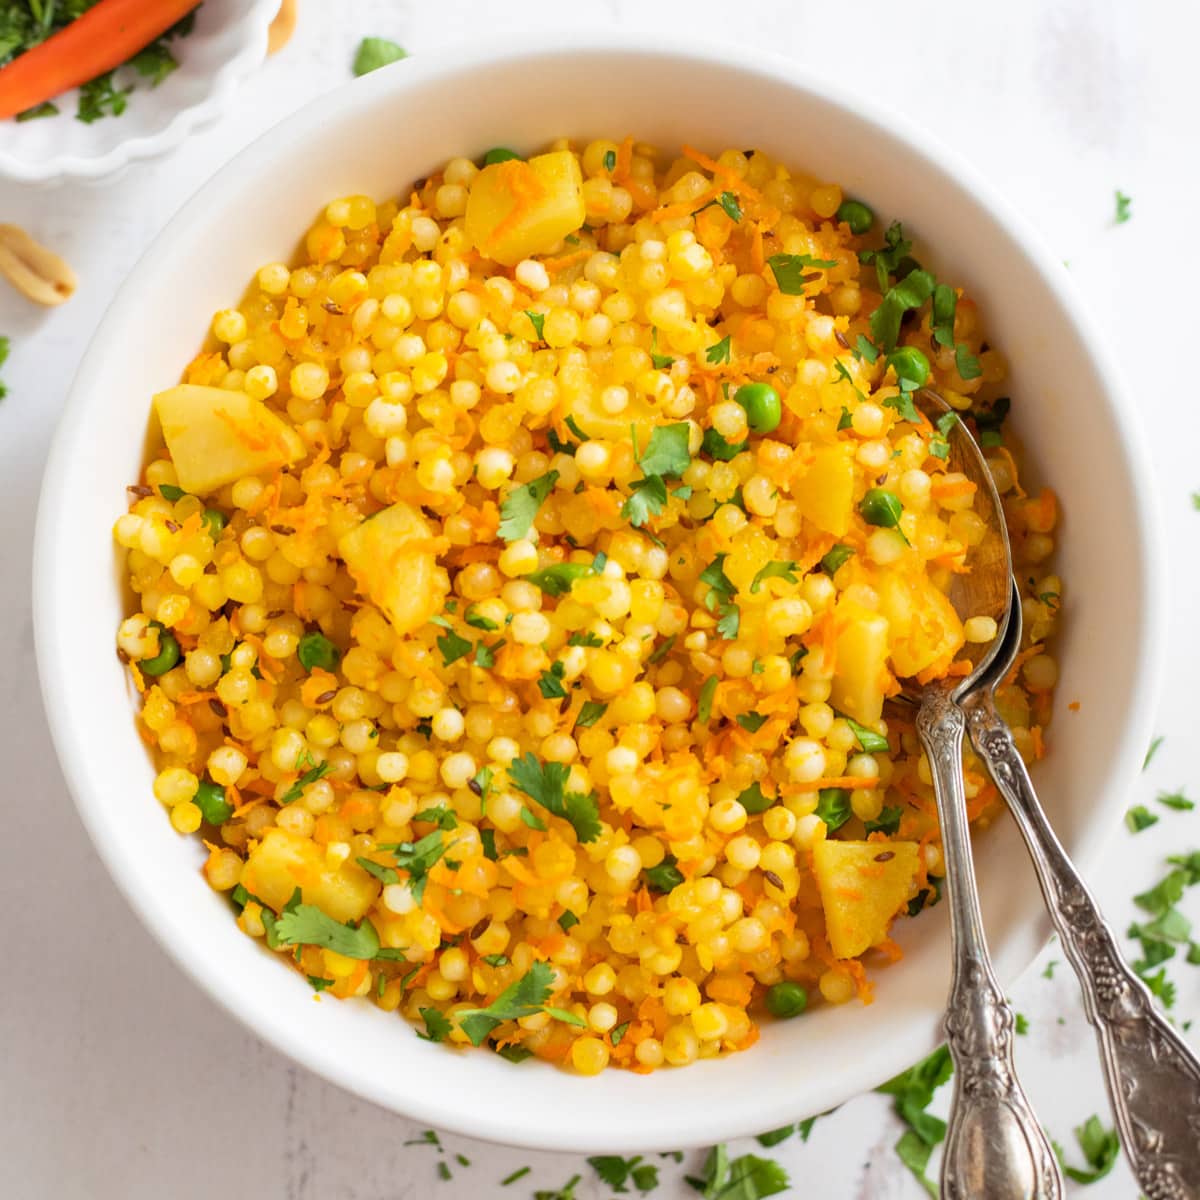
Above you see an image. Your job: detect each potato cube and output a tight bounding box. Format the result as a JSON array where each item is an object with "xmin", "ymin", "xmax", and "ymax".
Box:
[
  {"xmin": 243, "ymin": 828, "xmax": 379, "ymax": 924},
  {"xmin": 465, "ymin": 150, "xmax": 585, "ymax": 266},
  {"xmin": 878, "ymin": 570, "xmax": 965, "ymax": 680},
  {"xmin": 154, "ymin": 384, "xmax": 304, "ymax": 496},
  {"xmin": 829, "ymin": 601, "xmax": 890, "ymax": 725},
  {"xmin": 338, "ymin": 501, "xmax": 443, "ymax": 636},
  {"xmin": 793, "ymin": 445, "xmax": 854, "ymax": 536},
  {"xmin": 813, "ymin": 838, "xmax": 921, "ymax": 959}
]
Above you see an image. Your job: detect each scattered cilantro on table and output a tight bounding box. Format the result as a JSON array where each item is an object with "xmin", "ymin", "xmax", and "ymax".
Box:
[
  {"xmin": 353, "ymin": 36, "xmax": 407, "ymax": 76},
  {"xmin": 1052, "ymin": 1115, "xmax": 1120, "ymax": 1183},
  {"xmin": 876, "ymin": 1045, "xmax": 954, "ymax": 1197}
]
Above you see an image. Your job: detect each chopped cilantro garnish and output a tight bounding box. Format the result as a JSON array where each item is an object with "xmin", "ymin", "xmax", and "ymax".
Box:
[
  {"xmin": 371, "ymin": 830, "xmax": 457, "ymax": 901},
  {"xmin": 557, "ymin": 910, "xmax": 579, "ymax": 931},
  {"xmin": 1042, "ymin": 959, "xmax": 1058, "ymax": 979},
  {"xmin": 413, "ymin": 805, "xmax": 457, "ymax": 830},
  {"xmin": 698, "ymin": 675, "xmax": 719, "ymax": 723},
  {"xmin": 130, "ymin": 39, "xmax": 181, "ymax": 87},
  {"xmin": 307, "ymin": 975, "xmax": 334, "ymax": 992},
  {"xmin": 279, "ymin": 754, "xmax": 331, "ymax": 806},
  {"xmin": 717, "ymin": 191, "xmax": 742, "ymax": 222},
  {"xmin": 864, "ymin": 805, "xmax": 904, "ymax": 836},
  {"xmin": 701, "ymin": 427, "xmax": 747, "ymax": 461},
  {"xmin": 736, "ymin": 782, "xmax": 772, "ymax": 815},
  {"xmin": 644, "ymin": 855, "xmax": 684, "ymax": 894},
  {"xmin": 766, "ymin": 252, "xmax": 837, "ymax": 294},
  {"xmin": 637, "ymin": 422, "xmax": 692, "ymax": 476},
  {"xmin": 876, "ymin": 1045, "xmax": 953, "ymax": 1196},
  {"xmin": 158, "ymin": 483, "xmax": 186, "ymax": 501},
  {"xmin": 537, "ymin": 661, "xmax": 568, "ymax": 699},
  {"xmin": 706, "ymin": 336, "xmax": 732, "ymax": 364},
  {"xmin": 353, "ymin": 37, "xmax": 407, "ymax": 76},
  {"xmin": 930, "ymin": 283, "xmax": 957, "ymax": 348},
  {"xmin": 1157, "ymin": 789, "xmax": 1194, "ymax": 811},
  {"xmin": 16, "ymin": 101, "xmax": 57, "ymax": 121},
  {"xmin": 498, "ymin": 471, "xmax": 559, "ymax": 541},
  {"xmin": 474, "ymin": 638, "xmax": 504, "ymax": 668},
  {"xmin": 417, "ymin": 1007, "xmax": 453, "ymax": 1042},
  {"xmin": 1114, "ymin": 190, "xmax": 1132, "ymax": 224},
  {"xmin": 621, "ymin": 474, "xmax": 669, "ymax": 527},
  {"xmin": 501, "ymin": 1167, "xmax": 532, "ymax": 1186},
  {"xmin": 882, "ymin": 388, "xmax": 922, "ymax": 424},
  {"xmin": 524, "ymin": 560, "xmax": 595, "ymax": 597},
  {"xmin": 520, "ymin": 805, "xmax": 548, "ymax": 831},
  {"xmin": 855, "ymin": 334, "xmax": 879, "ymax": 363},
  {"xmin": 575, "ymin": 700, "xmax": 608, "ymax": 728},
  {"xmin": 611, "ymin": 1021, "xmax": 630, "ymax": 1046},
  {"xmin": 844, "ymin": 715, "xmax": 889, "ymax": 753},
  {"xmin": 273, "ymin": 904, "xmax": 382, "ymax": 959},
  {"xmin": 465, "ymin": 607, "xmax": 499, "ymax": 631},
  {"xmin": 685, "ymin": 1144, "xmax": 789, "ymax": 1199},
  {"xmin": 1126, "ymin": 805, "xmax": 1159, "ymax": 833},
  {"xmin": 858, "ymin": 220, "xmax": 913, "ymax": 292},
  {"xmin": 1052, "ymin": 1115, "xmax": 1120, "ymax": 1184},
  {"xmin": 832, "ymin": 358, "xmax": 866, "ymax": 403},
  {"xmin": 814, "ymin": 787, "xmax": 851, "ymax": 831},
  {"xmin": 954, "ymin": 343, "xmax": 982, "ymax": 380},
  {"xmin": 929, "ymin": 411, "xmax": 959, "ymax": 461},
  {"xmin": 749, "ymin": 560, "xmax": 798, "ymax": 594},
  {"xmin": 456, "ymin": 961, "xmax": 584, "ymax": 1046},
  {"xmin": 569, "ymin": 631, "xmax": 604, "ymax": 647},
  {"xmin": 1143, "ymin": 735, "xmax": 1164, "ymax": 770},
  {"xmin": 508, "ymin": 752, "xmax": 601, "ymax": 842},
  {"xmin": 869, "ymin": 268, "xmax": 935, "ymax": 353},
  {"xmin": 436, "ymin": 625, "xmax": 473, "ymax": 667},
  {"xmin": 525, "ymin": 309, "xmax": 546, "ymax": 340},
  {"xmin": 820, "ymin": 543, "xmax": 855, "ymax": 575},
  {"xmin": 736, "ymin": 711, "xmax": 768, "ymax": 733},
  {"xmin": 649, "ymin": 329, "xmax": 675, "ymax": 370}
]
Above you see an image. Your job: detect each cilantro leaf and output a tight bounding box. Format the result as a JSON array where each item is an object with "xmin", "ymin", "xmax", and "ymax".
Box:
[
  {"xmin": 649, "ymin": 330, "xmax": 674, "ymax": 370},
  {"xmin": 877, "ymin": 1044, "xmax": 954, "ymax": 1195},
  {"xmin": 1158, "ymin": 789, "xmax": 1194, "ymax": 812},
  {"xmin": 372, "ymin": 830, "xmax": 457, "ymax": 902},
  {"xmin": 750, "ymin": 560, "xmax": 798, "ymax": 594},
  {"xmin": 894, "ymin": 1131, "xmax": 937, "ymax": 1198},
  {"xmin": 864, "ymin": 805, "xmax": 904, "ymax": 836},
  {"xmin": 929, "ymin": 411, "xmax": 959, "ymax": 460},
  {"xmin": 954, "ymin": 343, "xmax": 982, "ymax": 380},
  {"xmin": 767, "ymin": 253, "xmax": 837, "ymax": 295},
  {"xmin": 1134, "ymin": 869, "xmax": 1188, "ymax": 916},
  {"xmin": 525, "ymin": 309, "xmax": 546, "ymax": 340},
  {"xmin": 537, "ymin": 661, "xmax": 568, "ymax": 699},
  {"xmin": 456, "ymin": 961, "xmax": 582, "ymax": 1046},
  {"xmin": 557, "ymin": 911, "xmax": 578, "ymax": 932},
  {"xmin": 279, "ymin": 755, "xmax": 331, "ymax": 806},
  {"xmin": 353, "ymin": 37, "xmax": 407, "ymax": 76},
  {"xmin": 273, "ymin": 904, "xmax": 381, "ymax": 959},
  {"xmin": 736, "ymin": 782, "xmax": 773, "ymax": 815},
  {"xmin": 1042, "ymin": 960, "xmax": 1058, "ymax": 979},
  {"xmin": 855, "ymin": 334, "xmax": 879, "ymax": 363},
  {"xmin": 413, "ymin": 804, "xmax": 457, "ymax": 830},
  {"xmin": 130, "ymin": 40, "xmax": 180, "ymax": 87},
  {"xmin": 832, "ymin": 358, "xmax": 866, "ymax": 402},
  {"xmin": 1143, "ymin": 735, "xmax": 1164, "ymax": 770},
  {"xmin": 1115, "ymin": 190, "xmax": 1132, "ymax": 224},
  {"xmin": 575, "ymin": 700, "xmax": 608, "ymax": 728},
  {"xmin": 717, "ymin": 192, "xmax": 742, "ymax": 222},
  {"xmin": 686, "ymin": 1145, "xmax": 790, "ymax": 1200},
  {"xmin": 436, "ymin": 626, "xmax": 473, "ymax": 666},
  {"xmin": 588, "ymin": 1155, "xmax": 659, "ymax": 1194},
  {"xmin": 509, "ymin": 752, "xmax": 601, "ymax": 842},
  {"xmin": 702, "ymin": 427, "xmax": 747, "ymax": 461},
  {"xmin": 858, "ymin": 220, "xmax": 914, "ymax": 293},
  {"xmin": 1053, "ymin": 1115, "xmax": 1120, "ymax": 1184},
  {"xmin": 869, "ymin": 268, "xmax": 936, "ymax": 353},
  {"xmin": 736, "ymin": 711, "xmax": 768, "ymax": 733},
  {"xmin": 814, "ymin": 787, "xmax": 851, "ymax": 830},
  {"xmin": 465, "ymin": 606, "xmax": 499, "ymax": 631},
  {"xmin": 621, "ymin": 474, "xmax": 669, "ymax": 527},
  {"xmin": 569, "ymin": 631, "xmax": 604, "ymax": 647},
  {"xmin": 307, "ymin": 975, "xmax": 334, "ymax": 992},
  {"xmin": 845, "ymin": 715, "xmax": 889, "ymax": 753},
  {"xmin": 754, "ymin": 1126, "xmax": 795, "ymax": 1148},
  {"xmin": 637, "ymin": 423, "xmax": 692, "ymax": 477},
  {"xmin": 645, "ymin": 855, "xmax": 684, "ymax": 893},
  {"xmin": 1126, "ymin": 805, "xmax": 1159, "ymax": 833},
  {"xmin": 1015, "ymin": 1012, "xmax": 1030, "ymax": 1035},
  {"xmin": 76, "ymin": 72, "xmax": 132, "ymax": 124},
  {"xmin": 698, "ymin": 675, "xmax": 719, "ymax": 723},
  {"xmin": 706, "ymin": 336, "xmax": 732, "ymax": 364},
  {"xmin": 498, "ymin": 471, "xmax": 559, "ymax": 541},
  {"xmin": 716, "ymin": 605, "xmax": 740, "ymax": 639},
  {"xmin": 524, "ymin": 561, "xmax": 594, "ymax": 597},
  {"xmin": 417, "ymin": 1007, "xmax": 453, "ymax": 1042},
  {"xmin": 930, "ymin": 283, "xmax": 957, "ymax": 348},
  {"xmin": 520, "ymin": 805, "xmax": 548, "ymax": 830},
  {"xmin": 820, "ymin": 544, "xmax": 855, "ymax": 575},
  {"xmin": 883, "ymin": 388, "xmax": 922, "ymax": 424},
  {"xmin": 474, "ymin": 638, "xmax": 504, "ymax": 668}
]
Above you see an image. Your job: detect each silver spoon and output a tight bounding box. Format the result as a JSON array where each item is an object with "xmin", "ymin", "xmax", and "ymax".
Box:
[
  {"xmin": 963, "ymin": 578, "xmax": 1200, "ymax": 1198},
  {"xmin": 899, "ymin": 390, "xmax": 1063, "ymax": 1199}
]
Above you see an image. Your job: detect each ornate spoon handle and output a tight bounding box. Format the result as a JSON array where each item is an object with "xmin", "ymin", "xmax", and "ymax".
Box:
[
  {"xmin": 918, "ymin": 686, "xmax": 1064, "ymax": 1200},
  {"xmin": 964, "ymin": 689, "xmax": 1200, "ymax": 1199}
]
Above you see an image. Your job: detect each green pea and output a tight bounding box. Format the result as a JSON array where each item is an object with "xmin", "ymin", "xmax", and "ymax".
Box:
[
  {"xmin": 860, "ymin": 487, "xmax": 904, "ymax": 528},
  {"xmin": 483, "ymin": 147, "xmax": 522, "ymax": 165},
  {"xmin": 297, "ymin": 630, "xmax": 341, "ymax": 673},
  {"xmin": 765, "ymin": 981, "xmax": 808, "ymax": 1019},
  {"xmin": 733, "ymin": 382, "xmax": 782, "ymax": 435},
  {"xmin": 193, "ymin": 779, "xmax": 233, "ymax": 825},
  {"xmin": 139, "ymin": 623, "xmax": 180, "ymax": 676},
  {"xmin": 201, "ymin": 508, "xmax": 227, "ymax": 541},
  {"xmin": 835, "ymin": 199, "xmax": 874, "ymax": 235},
  {"xmin": 887, "ymin": 346, "xmax": 930, "ymax": 390}
]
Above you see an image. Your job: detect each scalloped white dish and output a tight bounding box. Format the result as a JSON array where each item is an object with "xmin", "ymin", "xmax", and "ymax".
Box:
[{"xmin": 0, "ymin": 0, "xmax": 277, "ymax": 186}]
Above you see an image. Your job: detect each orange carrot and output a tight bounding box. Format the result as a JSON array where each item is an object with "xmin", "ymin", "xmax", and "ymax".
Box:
[{"xmin": 0, "ymin": 0, "xmax": 202, "ymax": 120}]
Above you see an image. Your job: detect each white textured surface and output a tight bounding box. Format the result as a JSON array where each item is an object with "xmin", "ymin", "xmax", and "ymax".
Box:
[
  {"xmin": 0, "ymin": 0, "xmax": 278, "ymax": 185},
  {"xmin": 0, "ymin": 1, "xmax": 1197, "ymax": 1197}
]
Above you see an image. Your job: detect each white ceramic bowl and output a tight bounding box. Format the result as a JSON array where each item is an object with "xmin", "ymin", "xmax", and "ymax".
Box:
[
  {"xmin": 34, "ymin": 35, "xmax": 1164, "ymax": 1152},
  {"xmin": 0, "ymin": 0, "xmax": 277, "ymax": 186}
]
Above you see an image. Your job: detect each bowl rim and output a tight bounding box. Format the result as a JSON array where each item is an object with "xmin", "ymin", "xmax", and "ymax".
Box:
[
  {"xmin": 0, "ymin": 0, "xmax": 278, "ymax": 186},
  {"xmin": 33, "ymin": 30, "xmax": 1167, "ymax": 1150}
]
